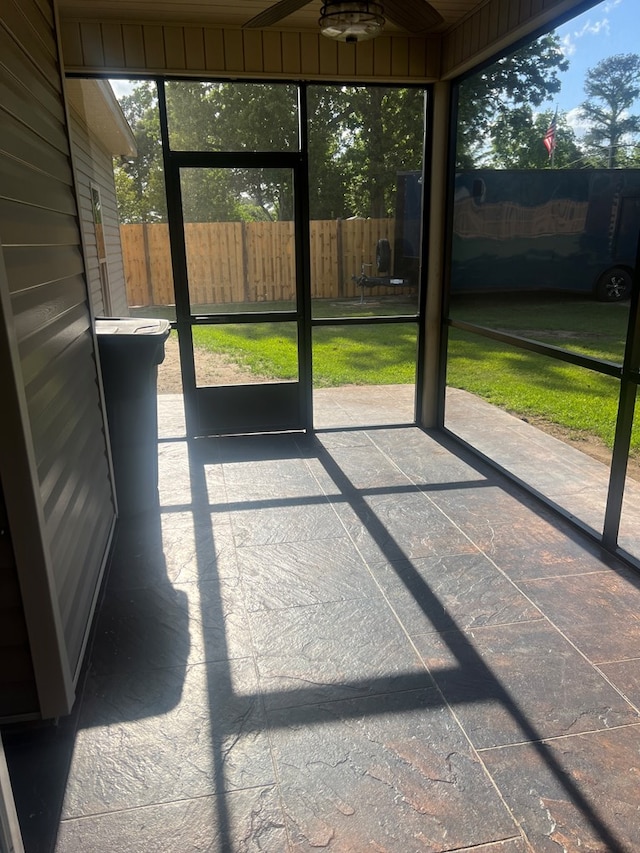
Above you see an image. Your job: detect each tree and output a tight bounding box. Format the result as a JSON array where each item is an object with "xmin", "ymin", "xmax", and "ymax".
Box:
[
  {"xmin": 579, "ymin": 53, "xmax": 640, "ymax": 168},
  {"xmin": 307, "ymin": 85, "xmax": 425, "ymax": 219},
  {"xmin": 491, "ymin": 107, "xmax": 584, "ymax": 169},
  {"xmin": 114, "ymin": 81, "xmax": 167, "ymax": 222},
  {"xmin": 113, "ymin": 81, "xmax": 426, "ymax": 224},
  {"xmin": 340, "ymin": 87, "xmax": 425, "ymax": 218},
  {"xmin": 456, "ymin": 32, "xmax": 569, "ymax": 168},
  {"xmin": 166, "ymin": 81, "xmax": 298, "ymax": 221}
]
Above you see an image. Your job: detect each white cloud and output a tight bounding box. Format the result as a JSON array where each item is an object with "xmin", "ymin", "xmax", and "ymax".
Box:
[
  {"xmin": 565, "ymin": 106, "xmax": 590, "ymax": 137},
  {"xmin": 560, "ymin": 13, "xmax": 612, "ymax": 57},
  {"xmin": 560, "ymin": 33, "xmax": 577, "ymax": 57},
  {"xmin": 576, "ymin": 18, "xmax": 611, "ymax": 37}
]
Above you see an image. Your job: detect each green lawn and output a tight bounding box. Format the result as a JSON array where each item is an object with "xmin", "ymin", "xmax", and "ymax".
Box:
[
  {"xmin": 167, "ymin": 293, "xmax": 637, "ymax": 455},
  {"xmin": 445, "ymin": 293, "xmax": 636, "ymax": 454},
  {"xmin": 191, "ymin": 298, "xmax": 419, "ymax": 386}
]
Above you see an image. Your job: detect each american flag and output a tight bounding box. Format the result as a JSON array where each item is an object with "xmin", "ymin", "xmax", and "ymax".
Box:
[{"xmin": 543, "ymin": 109, "xmax": 558, "ymax": 157}]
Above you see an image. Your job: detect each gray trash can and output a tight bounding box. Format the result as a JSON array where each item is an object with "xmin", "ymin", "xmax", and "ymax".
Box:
[{"xmin": 96, "ymin": 318, "xmax": 171, "ymax": 516}]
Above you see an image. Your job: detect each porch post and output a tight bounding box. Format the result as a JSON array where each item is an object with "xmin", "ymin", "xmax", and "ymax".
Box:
[{"xmin": 419, "ymin": 80, "xmax": 452, "ymax": 429}]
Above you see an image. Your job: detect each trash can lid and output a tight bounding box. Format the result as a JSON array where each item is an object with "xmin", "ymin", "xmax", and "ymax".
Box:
[{"xmin": 96, "ymin": 318, "xmax": 171, "ymax": 337}]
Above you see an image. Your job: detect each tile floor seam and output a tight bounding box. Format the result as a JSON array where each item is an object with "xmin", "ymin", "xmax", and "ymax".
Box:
[
  {"xmin": 491, "ymin": 568, "xmax": 624, "ymax": 582},
  {"xmin": 591, "ymin": 665, "xmax": 640, "ymax": 715},
  {"xmin": 595, "ymin": 654, "xmax": 640, "ymax": 665},
  {"xmin": 505, "ymin": 605, "xmax": 640, "ymax": 715},
  {"xmin": 467, "ymin": 555, "xmax": 640, "ymax": 690},
  {"xmin": 434, "ymin": 837, "xmax": 527, "ymax": 852},
  {"xmin": 289, "ymin": 440, "xmax": 611, "ymax": 835},
  {"xmin": 474, "ymin": 720, "xmax": 640, "ymax": 752},
  {"xmin": 23, "ymin": 413, "xmax": 640, "ymax": 852},
  {"xmin": 57, "ymin": 783, "xmax": 280, "ymax": 824}
]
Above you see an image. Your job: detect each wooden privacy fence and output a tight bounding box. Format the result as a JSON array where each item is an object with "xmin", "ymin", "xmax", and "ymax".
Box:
[{"xmin": 121, "ymin": 219, "xmax": 414, "ymax": 307}]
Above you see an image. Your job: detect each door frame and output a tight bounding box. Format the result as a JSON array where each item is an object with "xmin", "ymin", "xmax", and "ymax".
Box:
[
  {"xmin": 156, "ymin": 79, "xmax": 424, "ymax": 437},
  {"xmin": 159, "ymin": 83, "xmax": 313, "ymax": 437}
]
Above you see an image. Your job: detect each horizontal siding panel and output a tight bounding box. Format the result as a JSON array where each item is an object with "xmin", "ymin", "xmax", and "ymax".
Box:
[
  {"xmin": 41, "ymin": 404, "xmax": 107, "ymax": 539},
  {"xmin": 0, "ymin": 22, "xmax": 63, "ymax": 120},
  {"xmin": 337, "ymin": 42, "xmax": 356, "ymax": 77},
  {"xmin": 2, "ymin": 0, "xmax": 58, "ymax": 72},
  {"xmin": 318, "ymin": 36, "xmax": 338, "ymax": 76},
  {"xmin": 23, "ymin": 320, "xmax": 94, "ymax": 417},
  {"xmin": 49, "ymin": 440, "xmax": 112, "ymax": 580},
  {"xmin": 440, "ymin": 0, "xmax": 576, "ymax": 77},
  {"xmin": 55, "ymin": 445, "xmax": 112, "ymax": 599},
  {"xmin": 2, "ymin": 0, "xmax": 114, "ymax": 721},
  {"xmin": 0, "ymin": 110, "xmax": 74, "ymax": 183},
  {"xmin": 62, "ymin": 505, "xmax": 113, "ymax": 674},
  {"xmin": 18, "ymin": 302, "xmax": 90, "ymax": 388},
  {"xmin": 204, "ymin": 27, "xmax": 224, "ymax": 70},
  {"xmin": 0, "ymin": 200, "xmax": 79, "ymax": 247},
  {"xmin": 49, "ymin": 442, "xmax": 111, "ymax": 596},
  {"xmin": 0, "ymin": 157, "xmax": 77, "ymax": 216},
  {"xmin": 0, "ymin": 32, "xmax": 68, "ymax": 145},
  {"xmin": 37, "ymin": 378, "xmax": 104, "ymax": 509},
  {"xmin": 10, "ymin": 274, "xmax": 87, "ymax": 342},
  {"xmin": 33, "ymin": 0, "xmax": 54, "ymax": 29},
  {"xmin": 4, "ymin": 245, "xmax": 84, "ymax": 294}
]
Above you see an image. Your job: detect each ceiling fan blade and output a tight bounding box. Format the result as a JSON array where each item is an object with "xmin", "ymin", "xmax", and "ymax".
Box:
[
  {"xmin": 243, "ymin": 0, "xmax": 311, "ymax": 29},
  {"xmin": 383, "ymin": 0, "xmax": 443, "ymax": 33}
]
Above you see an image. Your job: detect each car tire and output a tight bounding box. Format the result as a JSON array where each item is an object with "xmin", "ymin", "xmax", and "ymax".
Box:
[
  {"xmin": 595, "ymin": 267, "xmax": 632, "ymax": 302},
  {"xmin": 376, "ymin": 238, "xmax": 391, "ymax": 274}
]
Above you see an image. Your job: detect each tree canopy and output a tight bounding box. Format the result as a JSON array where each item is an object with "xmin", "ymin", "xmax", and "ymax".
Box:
[
  {"xmin": 114, "ymin": 82, "xmax": 425, "ymax": 224},
  {"xmin": 489, "ymin": 108, "xmax": 583, "ymax": 169},
  {"xmin": 111, "ymin": 38, "xmax": 640, "ymax": 227},
  {"xmin": 579, "ymin": 53, "xmax": 640, "ymax": 168},
  {"xmin": 456, "ymin": 32, "xmax": 569, "ymax": 168}
]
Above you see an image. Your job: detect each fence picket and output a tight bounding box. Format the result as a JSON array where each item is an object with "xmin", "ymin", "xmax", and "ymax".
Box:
[{"xmin": 121, "ymin": 219, "xmax": 401, "ymax": 307}]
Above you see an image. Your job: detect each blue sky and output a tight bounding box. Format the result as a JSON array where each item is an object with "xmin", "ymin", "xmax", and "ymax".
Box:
[{"xmin": 552, "ymin": 0, "xmax": 638, "ymax": 134}]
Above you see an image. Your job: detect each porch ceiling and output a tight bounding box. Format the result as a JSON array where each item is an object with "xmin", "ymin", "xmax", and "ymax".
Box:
[
  {"xmin": 56, "ymin": 0, "xmax": 602, "ymax": 80},
  {"xmin": 56, "ymin": 0, "xmax": 480, "ymax": 33}
]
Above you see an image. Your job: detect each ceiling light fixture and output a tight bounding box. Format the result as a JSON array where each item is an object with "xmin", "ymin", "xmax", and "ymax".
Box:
[{"xmin": 319, "ymin": 1, "xmax": 385, "ymax": 43}]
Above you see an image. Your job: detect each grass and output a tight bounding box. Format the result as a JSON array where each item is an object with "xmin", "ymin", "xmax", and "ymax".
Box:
[
  {"xmin": 190, "ymin": 297, "xmax": 419, "ymax": 387},
  {"xmin": 146, "ymin": 293, "xmax": 638, "ymax": 454},
  {"xmin": 445, "ymin": 293, "xmax": 638, "ymax": 454}
]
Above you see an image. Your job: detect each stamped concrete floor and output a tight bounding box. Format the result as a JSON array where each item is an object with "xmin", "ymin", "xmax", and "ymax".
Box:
[{"xmin": 5, "ymin": 392, "xmax": 640, "ymax": 852}]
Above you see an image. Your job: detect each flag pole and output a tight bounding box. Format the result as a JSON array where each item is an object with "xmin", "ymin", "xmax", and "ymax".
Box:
[{"xmin": 544, "ymin": 106, "xmax": 558, "ymax": 168}]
